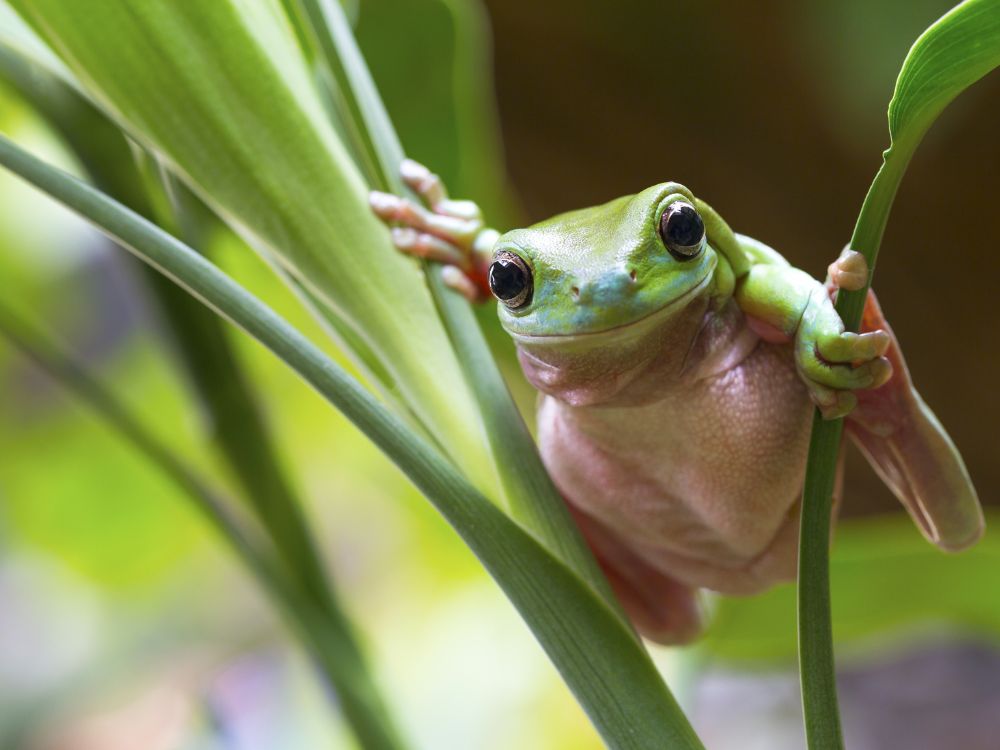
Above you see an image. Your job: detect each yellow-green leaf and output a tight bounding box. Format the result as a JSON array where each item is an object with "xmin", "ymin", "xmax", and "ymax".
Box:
[{"xmin": 3, "ymin": 0, "xmax": 496, "ymax": 487}]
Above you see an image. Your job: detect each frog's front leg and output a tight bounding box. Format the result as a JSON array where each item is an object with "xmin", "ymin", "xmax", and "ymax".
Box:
[
  {"xmin": 734, "ymin": 259, "xmax": 892, "ymax": 419},
  {"xmin": 369, "ymin": 159, "xmax": 499, "ymax": 302}
]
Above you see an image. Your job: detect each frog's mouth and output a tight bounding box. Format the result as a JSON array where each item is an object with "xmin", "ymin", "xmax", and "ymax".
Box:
[{"xmin": 505, "ymin": 270, "xmax": 713, "ymax": 347}]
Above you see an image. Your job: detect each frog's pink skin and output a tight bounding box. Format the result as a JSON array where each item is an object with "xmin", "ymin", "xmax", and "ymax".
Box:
[
  {"xmin": 370, "ymin": 166, "xmax": 984, "ymax": 644},
  {"xmin": 536, "ymin": 250, "xmax": 980, "ymax": 643}
]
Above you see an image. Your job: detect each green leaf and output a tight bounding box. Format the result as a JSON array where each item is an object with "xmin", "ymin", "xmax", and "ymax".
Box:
[
  {"xmin": 3, "ymin": 0, "xmax": 497, "ymax": 489},
  {"xmin": 798, "ymin": 2, "xmax": 1000, "ymax": 748},
  {"xmin": 0, "ymin": 133, "xmax": 705, "ymax": 750},
  {"xmin": 889, "ymin": 0, "xmax": 1000, "ymax": 147}
]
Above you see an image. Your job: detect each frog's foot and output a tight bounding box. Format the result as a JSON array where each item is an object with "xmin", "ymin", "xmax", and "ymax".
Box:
[
  {"xmin": 845, "ymin": 291, "xmax": 984, "ymax": 551},
  {"xmin": 796, "ymin": 285, "xmax": 892, "ymax": 419},
  {"xmin": 368, "ymin": 159, "xmax": 498, "ymax": 301}
]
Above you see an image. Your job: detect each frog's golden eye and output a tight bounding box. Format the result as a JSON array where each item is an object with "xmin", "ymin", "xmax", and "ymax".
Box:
[
  {"xmin": 489, "ymin": 250, "xmax": 533, "ymax": 308},
  {"xmin": 659, "ymin": 201, "xmax": 705, "ymax": 260}
]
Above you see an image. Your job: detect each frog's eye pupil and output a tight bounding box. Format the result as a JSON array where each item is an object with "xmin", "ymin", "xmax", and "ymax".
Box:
[
  {"xmin": 659, "ymin": 201, "xmax": 705, "ymax": 260},
  {"xmin": 489, "ymin": 251, "xmax": 533, "ymax": 308}
]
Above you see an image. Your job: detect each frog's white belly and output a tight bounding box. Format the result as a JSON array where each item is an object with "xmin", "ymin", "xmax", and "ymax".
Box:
[{"xmin": 537, "ymin": 340, "xmax": 813, "ymax": 595}]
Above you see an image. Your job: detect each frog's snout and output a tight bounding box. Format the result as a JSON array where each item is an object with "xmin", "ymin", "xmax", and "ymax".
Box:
[{"xmin": 568, "ymin": 268, "xmax": 638, "ymax": 306}]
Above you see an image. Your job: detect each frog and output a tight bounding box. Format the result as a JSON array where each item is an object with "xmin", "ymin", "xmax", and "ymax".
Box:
[{"xmin": 369, "ymin": 160, "xmax": 984, "ymax": 644}]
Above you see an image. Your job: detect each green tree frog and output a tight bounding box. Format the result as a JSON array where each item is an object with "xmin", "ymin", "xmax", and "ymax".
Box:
[{"xmin": 370, "ymin": 160, "xmax": 984, "ymax": 644}]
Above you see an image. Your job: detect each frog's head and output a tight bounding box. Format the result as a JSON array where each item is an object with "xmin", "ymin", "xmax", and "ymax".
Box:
[{"xmin": 488, "ymin": 183, "xmax": 730, "ymax": 405}]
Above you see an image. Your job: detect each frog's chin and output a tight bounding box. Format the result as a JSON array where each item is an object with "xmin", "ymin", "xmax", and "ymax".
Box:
[{"xmin": 509, "ymin": 274, "xmax": 714, "ymax": 407}]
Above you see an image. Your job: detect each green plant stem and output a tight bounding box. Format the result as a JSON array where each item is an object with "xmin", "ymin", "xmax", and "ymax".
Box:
[
  {"xmin": 797, "ymin": 145, "xmax": 912, "ymax": 749},
  {"xmin": 797, "ymin": 108, "xmax": 923, "ymax": 746},
  {"xmin": 0, "ymin": 133, "xmax": 704, "ymax": 750},
  {"xmin": 796, "ymin": 415, "xmax": 845, "ymax": 749},
  {"xmin": 288, "ymin": 0, "xmax": 622, "ymax": 616}
]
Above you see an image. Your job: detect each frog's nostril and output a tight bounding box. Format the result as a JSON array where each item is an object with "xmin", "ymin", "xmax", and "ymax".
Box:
[
  {"xmin": 629, "ymin": 268, "xmax": 637, "ymax": 282},
  {"xmin": 571, "ymin": 285, "xmax": 580, "ymax": 299}
]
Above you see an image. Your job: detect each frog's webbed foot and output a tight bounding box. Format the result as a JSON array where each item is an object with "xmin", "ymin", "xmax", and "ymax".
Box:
[
  {"xmin": 796, "ymin": 250, "xmax": 892, "ymax": 419},
  {"xmin": 846, "ymin": 290, "xmax": 984, "ymax": 551},
  {"xmin": 814, "ymin": 248, "xmax": 982, "ymax": 550},
  {"xmin": 368, "ymin": 159, "xmax": 498, "ymax": 302}
]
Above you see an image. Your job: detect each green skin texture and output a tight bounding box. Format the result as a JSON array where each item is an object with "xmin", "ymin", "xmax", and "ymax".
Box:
[{"xmin": 371, "ymin": 170, "xmax": 983, "ymax": 644}]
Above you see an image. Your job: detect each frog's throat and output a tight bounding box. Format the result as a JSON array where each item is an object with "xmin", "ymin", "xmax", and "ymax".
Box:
[{"xmin": 505, "ymin": 270, "xmax": 714, "ymax": 347}]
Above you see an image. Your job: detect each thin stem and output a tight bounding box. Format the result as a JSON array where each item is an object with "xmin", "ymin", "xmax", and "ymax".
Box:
[
  {"xmin": 796, "ymin": 138, "xmax": 915, "ymax": 750},
  {"xmin": 797, "ymin": 416, "xmax": 845, "ymax": 749}
]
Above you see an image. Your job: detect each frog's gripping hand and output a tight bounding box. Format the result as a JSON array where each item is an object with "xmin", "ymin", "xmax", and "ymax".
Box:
[
  {"xmin": 736, "ymin": 246, "xmax": 983, "ymax": 552},
  {"xmin": 735, "ymin": 251, "xmax": 892, "ymax": 420},
  {"xmin": 369, "ymin": 159, "xmax": 499, "ymax": 302}
]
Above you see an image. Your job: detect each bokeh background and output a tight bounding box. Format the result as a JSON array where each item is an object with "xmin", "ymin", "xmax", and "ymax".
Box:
[{"xmin": 1, "ymin": 1, "xmax": 998, "ymax": 748}]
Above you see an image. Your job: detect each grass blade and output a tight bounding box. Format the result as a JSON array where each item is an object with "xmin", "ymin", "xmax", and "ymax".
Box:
[
  {"xmin": 0, "ymin": 133, "xmax": 705, "ymax": 750},
  {"xmin": 798, "ymin": 2, "xmax": 1000, "ymax": 747}
]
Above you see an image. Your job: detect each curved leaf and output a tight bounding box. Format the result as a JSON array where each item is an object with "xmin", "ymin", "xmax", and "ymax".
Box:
[{"xmin": 889, "ymin": 0, "xmax": 1000, "ymax": 145}]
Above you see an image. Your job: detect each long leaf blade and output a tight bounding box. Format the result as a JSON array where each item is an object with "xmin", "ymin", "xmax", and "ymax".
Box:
[{"xmin": 3, "ymin": 0, "xmax": 497, "ymax": 488}]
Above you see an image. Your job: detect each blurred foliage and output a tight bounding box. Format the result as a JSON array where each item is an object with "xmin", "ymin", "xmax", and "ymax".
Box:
[{"xmin": 704, "ymin": 512, "xmax": 1000, "ymax": 664}]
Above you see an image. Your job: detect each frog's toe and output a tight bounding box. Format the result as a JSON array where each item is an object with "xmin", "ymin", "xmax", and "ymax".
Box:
[
  {"xmin": 807, "ymin": 382, "xmax": 858, "ymax": 420},
  {"xmin": 827, "ymin": 247, "xmax": 869, "ymax": 292},
  {"xmin": 400, "ymin": 159, "xmax": 483, "ymax": 222},
  {"xmin": 400, "ymin": 158, "xmax": 447, "ymax": 206},
  {"xmin": 390, "ymin": 227, "xmax": 465, "ymax": 266},
  {"xmin": 368, "ymin": 190, "xmax": 401, "ymax": 222},
  {"xmin": 816, "ymin": 329, "xmax": 891, "ymax": 363},
  {"xmin": 798, "ymin": 345, "xmax": 892, "ymax": 392},
  {"xmin": 441, "ymin": 265, "xmax": 486, "ymax": 302},
  {"xmin": 369, "ymin": 190, "xmax": 479, "ymax": 245}
]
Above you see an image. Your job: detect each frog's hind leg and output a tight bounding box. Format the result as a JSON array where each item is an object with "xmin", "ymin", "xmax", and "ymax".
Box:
[
  {"xmin": 827, "ymin": 251, "xmax": 984, "ymax": 551},
  {"xmin": 568, "ymin": 505, "xmax": 704, "ymax": 645}
]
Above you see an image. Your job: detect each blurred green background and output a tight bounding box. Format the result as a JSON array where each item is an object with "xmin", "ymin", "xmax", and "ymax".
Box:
[{"xmin": 1, "ymin": 0, "xmax": 998, "ymax": 748}]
